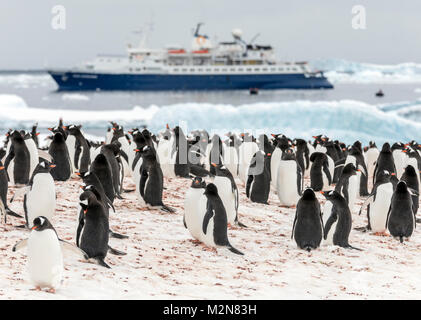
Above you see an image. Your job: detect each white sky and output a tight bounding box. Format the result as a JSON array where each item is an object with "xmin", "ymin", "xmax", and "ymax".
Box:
[{"xmin": 0, "ymin": 0, "xmax": 420, "ymax": 69}]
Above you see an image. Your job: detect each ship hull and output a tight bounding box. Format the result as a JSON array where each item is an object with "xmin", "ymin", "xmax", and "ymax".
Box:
[{"xmin": 48, "ymin": 70, "xmax": 334, "ymax": 91}]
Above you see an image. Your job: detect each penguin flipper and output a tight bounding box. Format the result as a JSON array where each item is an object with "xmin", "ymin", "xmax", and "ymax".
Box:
[
  {"xmin": 345, "ymin": 244, "xmax": 363, "ymax": 251},
  {"xmin": 59, "ymin": 239, "xmax": 89, "ymax": 259},
  {"xmin": 324, "ymin": 210, "xmax": 338, "ymax": 240},
  {"xmin": 6, "ymin": 207, "xmax": 23, "ymax": 218},
  {"xmin": 37, "ymin": 149, "xmax": 53, "ymax": 162},
  {"xmin": 228, "ymin": 245, "xmax": 244, "ymax": 255},
  {"xmin": 235, "ymin": 220, "xmax": 247, "ymax": 228},
  {"xmin": 0, "ymin": 199, "xmax": 6, "ymax": 223},
  {"xmin": 160, "ymin": 205, "xmax": 176, "ymax": 213},
  {"xmin": 359, "ymin": 195, "xmax": 374, "ymax": 216},
  {"xmin": 108, "ymin": 246, "xmax": 126, "ymax": 256},
  {"xmin": 183, "ymin": 215, "xmax": 187, "ymax": 229},
  {"xmin": 109, "ymin": 230, "xmax": 129, "ymax": 239},
  {"xmin": 12, "ymin": 239, "xmax": 28, "ymax": 252},
  {"xmin": 10, "ymin": 186, "xmax": 31, "ymax": 203}
]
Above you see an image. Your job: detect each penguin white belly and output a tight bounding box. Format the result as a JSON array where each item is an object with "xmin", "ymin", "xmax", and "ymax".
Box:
[
  {"xmin": 184, "ymin": 189, "xmax": 205, "ymax": 241},
  {"xmin": 26, "ymin": 174, "xmax": 56, "ymax": 227},
  {"xmin": 118, "ymin": 137, "xmax": 132, "ymax": 177},
  {"xmin": 366, "ymin": 149, "xmax": 379, "ymax": 178},
  {"xmin": 223, "ymin": 147, "xmax": 238, "ymax": 178},
  {"xmin": 132, "ymin": 158, "xmax": 143, "ymax": 191},
  {"xmin": 393, "ymin": 151, "xmax": 405, "ymax": 179},
  {"xmin": 370, "ymin": 184, "xmax": 393, "ymax": 233},
  {"xmin": 270, "ymin": 148, "xmax": 282, "ymax": 188},
  {"xmin": 348, "ymin": 175, "xmax": 359, "ymax": 213},
  {"xmin": 27, "ymin": 229, "xmax": 63, "ymax": 289},
  {"xmin": 7, "ymin": 159, "xmax": 15, "ymax": 185},
  {"xmin": 25, "ymin": 139, "xmax": 39, "ymax": 177},
  {"xmin": 327, "ymin": 155, "xmax": 334, "ymax": 179},
  {"xmin": 65, "ymin": 135, "xmax": 76, "ymax": 172},
  {"xmin": 239, "ymin": 143, "xmax": 258, "ymax": 185},
  {"xmin": 213, "ymin": 177, "xmax": 236, "ymax": 224},
  {"xmin": 202, "ymin": 217, "xmax": 216, "ymax": 248},
  {"xmin": 157, "ymin": 140, "xmax": 172, "ymax": 178},
  {"xmin": 322, "ymin": 201, "xmax": 336, "ymax": 246},
  {"xmin": 322, "ymin": 171, "xmax": 329, "ymax": 191},
  {"xmin": 276, "ymin": 160, "xmax": 299, "ymax": 206}
]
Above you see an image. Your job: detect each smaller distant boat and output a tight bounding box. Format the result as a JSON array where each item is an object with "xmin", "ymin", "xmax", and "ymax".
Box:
[
  {"xmin": 375, "ymin": 89, "xmax": 384, "ymax": 97},
  {"xmin": 249, "ymin": 88, "xmax": 259, "ymax": 95}
]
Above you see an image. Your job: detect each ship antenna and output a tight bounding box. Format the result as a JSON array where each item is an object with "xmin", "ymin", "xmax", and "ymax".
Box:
[
  {"xmin": 249, "ymin": 33, "xmax": 260, "ymax": 44},
  {"xmin": 194, "ymin": 22, "xmax": 204, "ymax": 37}
]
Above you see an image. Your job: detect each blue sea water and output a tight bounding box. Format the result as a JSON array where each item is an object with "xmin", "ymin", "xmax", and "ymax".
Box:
[{"xmin": 0, "ymin": 59, "xmax": 421, "ymax": 145}]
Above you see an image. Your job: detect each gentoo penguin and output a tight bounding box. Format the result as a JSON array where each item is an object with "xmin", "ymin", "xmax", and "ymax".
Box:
[
  {"xmin": 206, "ymin": 135, "xmax": 224, "ymax": 175},
  {"xmin": 321, "ymin": 191, "xmax": 361, "ymax": 250},
  {"xmin": 91, "ymin": 153, "xmax": 115, "ymax": 204},
  {"xmin": 391, "ymin": 142, "xmax": 407, "ymax": 179},
  {"xmin": 292, "ymin": 138, "xmax": 310, "ymax": 177},
  {"xmin": 22, "ymin": 131, "xmax": 39, "ymax": 177},
  {"xmin": 156, "ymin": 125, "xmax": 175, "ymax": 178},
  {"xmin": 12, "ymin": 216, "xmax": 87, "ymax": 293},
  {"xmin": 30, "ymin": 123, "xmax": 40, "ymax": 148},
  {"xmin": 101, "ymin": 142, "xmax": 123, "ymax": 199},
  {"xmin": 66, "ymin": 125, "xmax": 91, "ymax": 174},
  {"xmin": 212, "ymin": 163, "xmax": 246, "ymax": 227},
  {"xmin": 401, "ymin": 165, "xmax": 419, "ymax": 216},
  {"xmin": 238, "ymin": 133, "xmax": 259, "ymax": 185},
  {"xmin": 201, "ymin": 183, "xmax": 244, "ymax": 255},
  {"xmin": 348, "ymin": 141, "xmax": 369, "ymax": 196},
  {"xmin": 246, "ymin": 150, "xmax": 271, "ymax": 204},
  {"xmin": 403, "ymin": 148, "xmax": 421, "ymax": 183},
  {"xmin": 0, "ymin": 161, "xmax": 21, "ymax": 222},
  {"xmin": 4, "ymin": 130, "xmax": 30, "ymax": 185},
  {"xmin": 48, "ymin": 132, "xmax": 72, "ymax": 181},
  {"xmin": 12, "ymin": 161, "xmax": 56, "ymax": 228},
  {"xmin": 365, "ymin": 141, "xmax": 379, "ymax": 179},
  {"xmin": 335, "ymin": 163, "xmax": 359, "ymax": 212},
  {"xmin": 138, "ymin": 146, "xmax": 174, "ymax": 212},
  {"xmin": 110, "ymin": 123, "xmax": 133, "ymax": 177},
  {"xmin": 276, "ymin": 148, "xmax": 302, "ymax": 207},
  {"xmin": 292, "ymin": 188, "xmax": 324, "ymax": 252},
  {"xmin": 270, "ymin": 134, "xmax": 290, "ymax": 188},
  {"xmin": 357, "ymin": 170, "xmax": 394, "ymax": 234},
  {"xmin": 223, "ymin": 134, "xmax": 241, "ymax": 178},
  {"xmin": 184, "ymin": 177, "xmax": 207, "ymax": 241},
  {"xmin": 374, "ymin": 143, "xmax": 397, "ymax": 185},
  {"xmin": 309, "ymin": 152, "xmax": 331, "ymax": 191},
  {"xmin": 78, "ymin": 186, "xmax": 125, "ymax": 268},
  {"xmin": 386, "ymin": 181, "xmax": 416, "ymax": 243},
  {"xmin": 173, "ymin": 126, "xmax": 190, "ymax": 178}
]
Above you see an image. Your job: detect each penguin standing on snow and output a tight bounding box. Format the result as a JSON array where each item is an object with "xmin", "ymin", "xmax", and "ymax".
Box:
[
  {"xmin": 212, "ymin": 163, "xmax": 246, "ymax": 227},
  {"xmin": 12, "ymin": 216, "xmax": 87, "ymax": 293},
  {"xmin": 4, "ymin": 130, "xmax": 31, "ymax": 185},
  {"xmin": 246, "ymin": 150, "xmax": 271, "ymax": 204},
  {"xmin": 365, "ymin": 141, "xmax": 379, "ymax": 179},
  {"xmin": 48, "ymin": 132, "xmax": 72, "ymax": 181},
  {"xmin": 173, "ymin": 126, "xmax": 190, "ymax": 178},
  {"xmin": 292, "ymin": 138, "xmax": 310, "ymax": 177},
  {"xmin": 321, "ymin": 190, "xmax": 361, "ymax": 250},
  {"xmin": 138, "ymin": 146, "xmax": 174, "ymax": 212},
  {"xmin": 12, "ymin": 161, "xmax": 56, "ymax": 228},
  {"xmin": 91, "ymin": 153, "xmax": 115, "ymax": 204},
  {"xmin": 78, "ymin": 186, "xmax": 126, "ymax": 268},
  {"xmin": 309, "ymin": 152, "xmax": 331, "ymax": 191},
  {"xmin": 270, "ymin": 134, "xmax": 290, "ymax": 188},
  {"xmin": 184, "ymin": 177, "xmax": 207, "ymax": 241},
  {"xmin": 386, "ymin": 181, "xmax": 416, "ymax": 243},
  {"xmin": 22, "ymin": 131, "xmax": 39, "ymax": 178},
  {"xmin": 66, "ymin": 125, "xmax": 91, "ymax": 174},
  {"xmin": 357, "ymin": 170, "xmax": 395, "ymax": 234},
  {"xmin": 292, "ymin": 188, "xmax": 323, "ymax": 252},
  {"xmin": 391, "ymin": 142, "xmax": 407, "ymax": 179},
  {"xmin": 223, "ymin": 134, "xmax": 241, "ymax": 178},
  {"xmin": 374, "ymin": 142, "xmax": 397, "ymax": 185},
  {"xmin": 0, "ymin": 161, "xmax": 21, "ymax": 222},
  {"xmin": 201, "ymin": 183, "xmax": 244, "ymax": 255},
  {"xmin": 276, "ymin": 148, "xmax": 302, "ymax": 207},
  {"xmin": 101, "ymin": 142, "xmax": 124, "ymax": 199},
  {"xmin": 335, "ymin": 163, "xmax": 359, "ymax": 211},
  {"xmin": 401, "ymin": 165, "xmax": 419, "ymax": 216}
]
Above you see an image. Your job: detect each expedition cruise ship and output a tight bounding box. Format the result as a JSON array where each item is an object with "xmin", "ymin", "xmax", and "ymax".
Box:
[{"xmin": 48, "ymin": 24, "xmax": 333, "ymax": 91}]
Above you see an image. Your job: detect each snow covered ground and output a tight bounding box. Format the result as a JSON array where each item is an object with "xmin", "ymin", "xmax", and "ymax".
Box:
[{"xmin": 0, "ymin": 175, "xmax": 420, "ymax": 300}]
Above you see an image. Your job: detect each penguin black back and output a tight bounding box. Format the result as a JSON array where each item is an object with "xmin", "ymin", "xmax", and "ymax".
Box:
[{"xmin": 91, "ymin": 153, "xmax": 115, "ymax": 203}]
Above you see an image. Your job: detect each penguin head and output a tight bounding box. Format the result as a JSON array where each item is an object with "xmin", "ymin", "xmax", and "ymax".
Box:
[
  {"xmin": 34, "ymin": 161, "xmax": 56, "ymax": 174},
  {"xmin": 302, "ymin": 188, "xmax": 316, "ymax": 200},
  {"xmin": 396, "ymin": 181, "xmax": 408, "ymax": 193},
  {"xmin": 79, "ymin": 185, "xmax": 102, "ymax": 209},
  {"xmin": 53, "ymin": 132, "xmax": 65, "ymax": 142},
  {"xmin": 191, "ymin": 177, "xmax": 206, "ymax": 189},
  {"xmin": 211, "ymin": 163, "xmax": 231, "ymax": 177},
  {"xmin": 381, "ymin": 142, "xmax": 391, "ymax": 153},
  {"xmin": 31, "ymin": 216, "xmax": 53, "ymax": 232},
  {"xmin": 369, "ymin": 141, "xmax": 377, "ymax": 148},
  {"xmin": 204, "ymin": 183, "xmax": 218, "ymax": 196},
  {"xmin": 281, "ymin": 148, "xmax": 296, "ymax": 160},
  {"xmin": 65, "ymin": 124, "xmax": 82, "ymax": 134},
  {"xmin": 404, "ymin": 165, "xmax": 417, "ymax": 177},
  {"xmin": 342, "ymin": 163, "xmax": 358, "ymax": 176},
  {"xmin": 320, "ymin": 190, "xmax": 340, "ymax": 201}
]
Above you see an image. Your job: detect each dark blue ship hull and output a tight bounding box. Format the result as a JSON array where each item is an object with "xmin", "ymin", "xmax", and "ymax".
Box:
[{"xmin": 48, "ymin": 70, "xmax": 334, "ymax": 91}]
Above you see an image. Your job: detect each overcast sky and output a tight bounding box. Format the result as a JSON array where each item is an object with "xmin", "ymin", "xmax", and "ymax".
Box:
[{"xmin": 0, "ymin": 0, "xmax": 420, "ymax": 69}]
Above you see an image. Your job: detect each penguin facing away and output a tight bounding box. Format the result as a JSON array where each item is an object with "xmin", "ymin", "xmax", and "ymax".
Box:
[
  {"xmin": 386, "ymin": 181, "xmax": 416, "ymax": 243},
  {"xmin": 292, "ymin": 188, "xmax": 324, "ymax": 252},
  {"xmin": 246, "ymin": 150, "xmax": 271, "ymax": 204},
  {"xmin": 4, "ymin": 130, "xmax": 31, "ymax": 185},
  {"xmin": 48, "ymin": 132, "xmax": 72, "ymax": 181},
  {"xmin": 201, "ymin": 183, "xmax": 244, "ymax": 255},
  {"xmin": 321, "ymin": 190, "xmax": 361, "ymax": 250},
  {"xmin": 401, "ymin": 165, "xmax": 419, "ymax": 216},
  {"xmin": 309, "ymin": 152, "xmax": 331, "ymax": 191}
]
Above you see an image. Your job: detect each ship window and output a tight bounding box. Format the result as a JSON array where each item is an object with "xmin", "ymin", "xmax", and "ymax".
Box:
[
  {"xmin": 190, "ymin": 69, "xmax": 195, "ymax": 72},
  {"xmin": 255, "ymin": 68, "xmax": 260, "ymax": 71},
  {"xmin": 222, "ymin": 69, "xmax": 227, "ymax": 72},
  {"xmin": 198, "ymin": 68, "xmax": 203, "ymax": 72},
  {"xmin": 262, "ymin": 68, "xmax": 268, "ymax": 71},
  {"xmin": 136, "ymin": 68, "xmax": 141, "ymax": 71},
  {"xmin": 270, "ymin": 68, "xmax": 276, "ymax": 71},
  {"xmin": 182, "ymin": 68, "xmax": 187, "ymax": 72},
  {"xmin": 174, "ymin": 68, "xmax": 179, "ymax": 72},
  {"xmin": 215, "ymin": 69, "xmax": 219, "ymax": 72},
  {"xmin": 206, "ymin": 69, "xmax": 211, "ymax": 72},
  {"xmin": 230, "ymin": 68, "xmax": 235, "ymax": 71},
  {"xmin": 246, "ymin": 68, "xmax": 252, "ymax": 71},
  {"xmin": 238, "ymin": 68, "xmax": 244, "ymax": 72}
]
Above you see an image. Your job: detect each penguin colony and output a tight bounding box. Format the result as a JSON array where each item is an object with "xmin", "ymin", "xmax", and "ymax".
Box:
[{"xmin": 2, "ymin": 123, "xmax": 421, "ymax": 294}]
